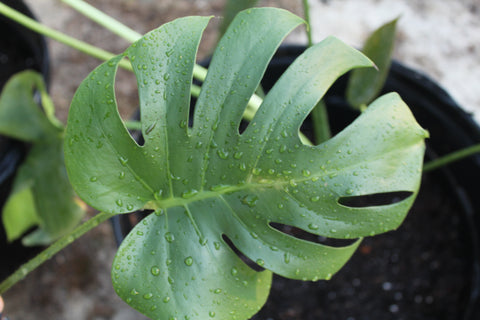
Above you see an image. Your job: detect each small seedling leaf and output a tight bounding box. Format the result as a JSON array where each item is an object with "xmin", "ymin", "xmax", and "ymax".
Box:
[{"xmin": 346, "ymin": 18, "xmax": 398, "ymax": 108}]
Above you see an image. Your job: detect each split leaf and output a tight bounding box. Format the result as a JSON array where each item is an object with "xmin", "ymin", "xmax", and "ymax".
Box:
[{"xmin": 65, "ymin": 8, "xmax": 427, "ymax": 320}]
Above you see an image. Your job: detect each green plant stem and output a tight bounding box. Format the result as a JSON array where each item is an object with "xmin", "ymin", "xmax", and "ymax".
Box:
[
  {"xmin": 423, "ymin": 143, "xmax": 480, "ymax": 172},
  {"xmin": 0, "ymin": 2, "xmax": 133, "ymax": 72},
  {"xmin": 311, "ymin": 100, "xmax": 331, "ymax": 144},
  {"xmin": 61, "ymin": 0, "xmax": 141, "ymax": 42},
  {"xmin": 124, "ymin": 120, "xmax": 142, "ymax": 131},
  {"xmin": 302, "ymin": 0, "xmax": 313, "ymax": 47},
  {"xmin": 0, "ymin": 211, "xmax": 115, "ymax": 294},
  {"xmin": 302, "ymin": 0, "xmax": 329, "ymax": 145},
  {"xmin": 60, "ymin": 0, "xmax": 208, "ymax": 83},
  {"xmin": 39, "ymin": 80, "xmax": 65, "ymax": 130}
]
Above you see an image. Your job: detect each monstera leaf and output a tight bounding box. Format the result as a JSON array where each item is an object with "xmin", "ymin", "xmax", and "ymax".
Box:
[{"xmin": 64, "ymin": 8, "xmax": 427, "ymax": 320}]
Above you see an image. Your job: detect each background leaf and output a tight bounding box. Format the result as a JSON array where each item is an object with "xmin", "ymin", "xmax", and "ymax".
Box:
[
  {"xmin": 0, "ymin": 71, "xmax": 57, "ymax": 142},
  {"xmin": 0, "ymin": 71, "xmax": 84, "ymax": 245},
  {"xmin": 65, "ymin": 8, "xmax": 427, "ymax": 320},
  {"xmin": 2, "ymin": 186, "xmax": 39, "ymax": 242},
  {"xmin": 346, "ymin": 18, "xmax": 398, "ymax": 108}
]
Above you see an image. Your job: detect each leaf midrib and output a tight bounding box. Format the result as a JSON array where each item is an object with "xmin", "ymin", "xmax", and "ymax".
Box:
[{"xmin": 144, "ymin": 139, "xmax": 423, "ymax": 211}]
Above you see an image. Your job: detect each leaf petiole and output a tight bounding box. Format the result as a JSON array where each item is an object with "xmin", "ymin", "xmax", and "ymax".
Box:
[
  {"xmin": 0, "ymin": 211, "xmax": 115, "ymax": 294},
  {"xmin": 423, "ymin": 143, "xmax": 480, "ymax": 172},
  {"xmin": 60, "ymin": 0, "xmax": 208, "ymax": 85},
  {"xmin": 61, "ymin": 0, "xmax": 142, "ymax": 43},
  {"xmin": 0, "ymin": 3, "xmax": 132, "ymax": 72},
  {"xmin": 302, "ymin": 0, "xmax": 313, "ymax": 47}
]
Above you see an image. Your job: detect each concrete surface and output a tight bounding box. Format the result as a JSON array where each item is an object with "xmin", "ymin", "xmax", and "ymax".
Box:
[{"xmin": 305, "ymin": 0, "xmax": 480, "ymax": 123}]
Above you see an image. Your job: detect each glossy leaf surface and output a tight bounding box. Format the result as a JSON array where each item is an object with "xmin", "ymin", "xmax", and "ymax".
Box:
[
  {"xmin": 0, "ymin": 71, "xmax": 84, "ymax": 245},
  {"xmin": 65, "ymin": 8, "xmax": 427, "ymax": 320}
]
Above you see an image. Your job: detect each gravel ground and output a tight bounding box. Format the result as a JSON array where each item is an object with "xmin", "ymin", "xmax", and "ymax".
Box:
[{"xmin": 1, "ymin": 0, "xmax": 479, "ymax": 319}]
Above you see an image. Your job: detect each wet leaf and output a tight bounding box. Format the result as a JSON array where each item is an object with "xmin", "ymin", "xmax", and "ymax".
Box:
[{"xmin": 65, "ymin": 8, "xmax": 427, "ymax": 320}]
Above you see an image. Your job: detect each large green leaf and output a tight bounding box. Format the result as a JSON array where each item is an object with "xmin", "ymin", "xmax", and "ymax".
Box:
[
  {"xmin": 64, "ymin": 8, "xmax": 427, "ymax": 320},
  {"xmin": 0, "ymin": 71, "xmax": 85, "ymax": 245}
]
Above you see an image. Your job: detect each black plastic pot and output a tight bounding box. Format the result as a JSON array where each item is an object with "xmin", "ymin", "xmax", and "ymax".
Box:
[
  {"xmin": 113, "ymin": 46, "xmax": 480, "ymax": 320},
  {"xmin": 0, "ymin": 0, "xmax": 50, "ymax": 281}
]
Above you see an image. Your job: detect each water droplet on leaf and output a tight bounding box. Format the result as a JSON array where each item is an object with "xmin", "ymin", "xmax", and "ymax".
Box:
[
  {"xmin": 143, "ymin": 293, "xmax": 153, "ymax": 300},
  {"xmin": 308, "ymin": 223, "xmax": 319, "ymax": 230},
  {"xmin": 151, "ymin": 266, "xmax": 161, "ymax": 276},
  {"xmin": 184, "ymin": 256, "xmax": 193, "ymax": 266},
  {"xmin": 241, "ymin": 194, "xmax": 258, "ymax": 207},
  {"xmin": 182, "ymin": 189, "xmax": 199, "ymax": 199},
  {"xmin": 164, "ymin": 232, "xmax": 175, "ymax": 243}
]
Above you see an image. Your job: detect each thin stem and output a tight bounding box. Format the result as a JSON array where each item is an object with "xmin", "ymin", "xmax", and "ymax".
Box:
[
  {"xmin": 124, "ymin": 120, "xmax": 142, "ymax": 131},
  {"xmin": 311, "ymin": 100, "xmax": 331, "ymax": 144},
  {"xmin": 61, "ymin": 0, "xmax": 208, "ymax": 82},
  {"xmin": 0, "ymin": 211, "xmax": 115, "ymax": 294},
  {"xmin": 61, "ymin": 0, "xmax": 142, "ymax": 42},
  {"xmin": 302, "ymin": 0, "xmax": 328, "ymax": 145},
  {"xmin": 1, "ymin": 4, "xmax": 107, "ymax": 65},
  {"xmin": 0, "ymin": 3, "xmax": 133, "ymax": 72},
  {"xmin": 423, "ymin": 143, "xmax": 480, "ymax": 172},
  {"xmin": 302, "ymin": 0, "xmax": 313, "ymax": 47},
  {"xmin": 39, "ymin": 79, "xmax": 64, "ymax": 130}
]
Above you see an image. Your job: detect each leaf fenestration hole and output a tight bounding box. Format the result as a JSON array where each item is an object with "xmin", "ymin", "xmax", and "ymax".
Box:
[
  {"xmin": 126, "ymin": 109, "xmax": 144, "ymax": 146},
  {"xmin": 114, "ymin": 57, "xmax": 142, "ymax": 143},
  {"xmin": 338, "ymin": 191, "xmax": 413, "ymax": 208},
  {"xmin": 269, "ymin": 222, "xmax": 357, "ymax": 247},
  {"xmin": 188, "ymin": 96, "xmax": 196, "ymax": 128},
  {"xmin": 221, "ymin": 234, "xmax": 265, "ymax": 272},
  {"xmin": 115, "ymin": 58, "xmax": 139, "ymax": 121},
  {"xmin": 238, "ymin": 119, "xmax": 249, "ymax": 134}
]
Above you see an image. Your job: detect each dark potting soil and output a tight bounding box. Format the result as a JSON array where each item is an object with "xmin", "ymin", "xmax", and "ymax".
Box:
[{"xmin": 251, "ymin": 170, "xmax": 473, "ymax": 320}]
